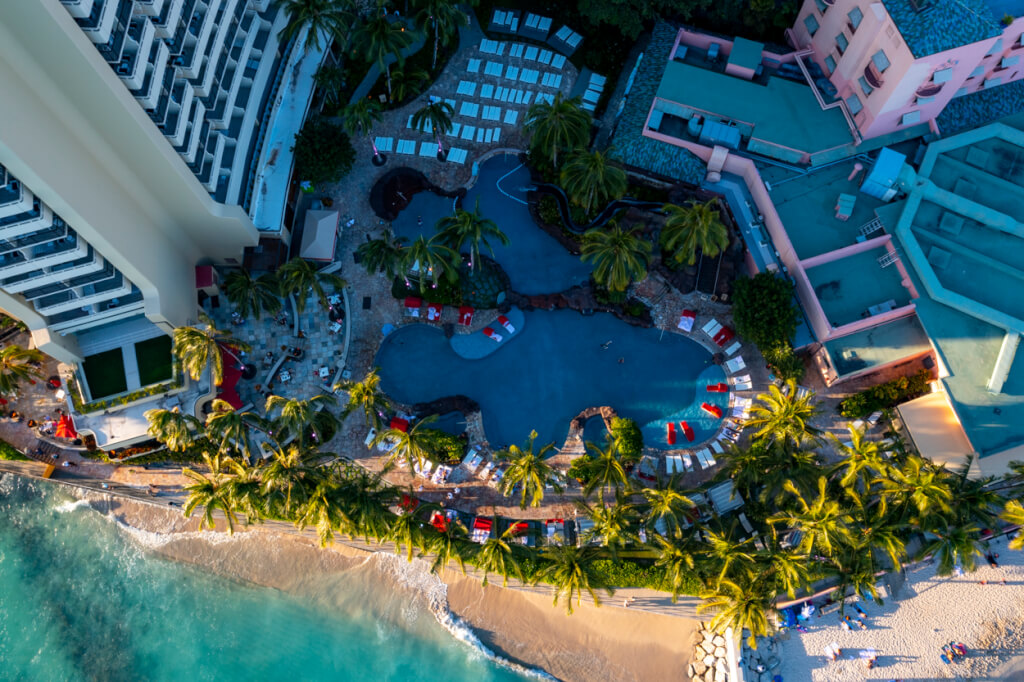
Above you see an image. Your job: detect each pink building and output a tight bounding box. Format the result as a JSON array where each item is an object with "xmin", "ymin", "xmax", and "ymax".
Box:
[{"xmin": 791, "ymin": 0, "xmax": 1024, "ymax": 140}]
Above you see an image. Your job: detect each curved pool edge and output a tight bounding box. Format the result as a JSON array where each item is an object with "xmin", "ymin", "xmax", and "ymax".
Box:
[{"xmin": 449, "ymin": 307, "xmax": 526, "ymax": 359}]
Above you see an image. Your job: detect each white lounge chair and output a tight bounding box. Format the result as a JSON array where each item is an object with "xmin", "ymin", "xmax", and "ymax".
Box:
[
  {"xmin": 702, "ymin": 448, "xmax": 717, "ymax": 467},
  {"xmin": 724, "ymin": 341, "xmax": 742, "ymax": 357},
  {"xmin": 682, "ymin": 453, "xmax": 694, "ymax": 471},
  {"xmin": 724, "ymin": 356, "xmax": 746, "ymax": 373}
]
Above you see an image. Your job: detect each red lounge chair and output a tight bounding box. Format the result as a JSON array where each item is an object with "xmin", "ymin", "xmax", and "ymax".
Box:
[
  {"xmin": 667, "ymin": 422, "xmax": 676, "ymax": 445},
  {"xmin": 389, "ymin": 417, "xmax": 409, "ymax": 432},
  {"xmin": 400, "ymin": 494, "xmax": 418, "ymax": 512},
  {"xmin": 458, "ymin": 305, "xmax": 474, "ymax": 326},
  {"xmin": 483, "ymin": 327, "xmax": 503, "ymax": 342},
  {"xmin": 680, "ymin": 421, "xmax": 695, "ymax": 442},
  {"xmin": 706, "ymin": 382, "xmax": 729, "ymax": 392},
  {"xmin": 702, "ymin": 402, "xmax": 723, "ymax": 418},
  {"xmin": 714, "ymin": 326, "xmax": 735, "ymax": 347},
  {"xmin": 497, "ymin": 315, "xmax": 515, "ymax": 333},
  {"xmin": 678, "ymin": 309, "xmax": 696, "ymax": 332},
  {"xmin": 430, "ymin": 510, "xmax": 449, "ymax": 532},
  {"xmin": 426, "ymin": 302, "xmax": 443, "ymax": 321}
]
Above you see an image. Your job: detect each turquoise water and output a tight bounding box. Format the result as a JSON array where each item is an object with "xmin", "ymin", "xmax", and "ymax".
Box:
[
  {"xmin": 392, "ymin": 155, "xmax": 592, "ymax": 294},
  {"xmin": 0, "ymin": 474, "xmax": 530, "ymax": 682},
  {"xmin": 376, "ymin": 309, "xmax": 727, "ymax": 449}
]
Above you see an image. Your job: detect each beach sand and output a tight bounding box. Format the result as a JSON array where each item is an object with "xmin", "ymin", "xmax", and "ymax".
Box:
[
  {"xmin": 91, "ymin": 492, "xmax": 696, "ymax": 681},
  {"xmin": 774, "ymin": 538, "xmax": 1024, "ymax": 681}
]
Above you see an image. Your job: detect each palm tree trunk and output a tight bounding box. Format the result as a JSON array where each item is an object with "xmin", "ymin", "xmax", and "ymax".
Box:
[
  {"xmin": 385, "ymin": 62, "xmax": 393, "ymax": 99},
  {"xmin": 432, "ymin": 19, "xmax": 439, "ymax": 71}
]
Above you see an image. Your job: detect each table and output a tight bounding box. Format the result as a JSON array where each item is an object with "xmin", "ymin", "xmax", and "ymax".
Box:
[
  {"xmin": 318, "ymin": 366, "xmax": 330, "ymax": 379},
  {"xmin": 329, "ymin": 321, "xmax": 342, "ymax": 334},
  {"xmin": 279, "ymin": 370, "xmax": 291, "ymax": 383},
  {"xmin": 328, "ymin": 294, "xmax": 342, "ymax": 305}
]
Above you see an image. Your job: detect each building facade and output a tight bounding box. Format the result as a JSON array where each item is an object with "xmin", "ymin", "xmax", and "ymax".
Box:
[{"xmin": 791, "ymin": 0, "xmax": 1024, "ymax": 140}]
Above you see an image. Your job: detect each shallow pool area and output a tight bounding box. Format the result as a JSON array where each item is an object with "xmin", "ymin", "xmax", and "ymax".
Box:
[
  {"xmin": 376, "ymin": 310, "xmax": 727, "ymax": 450},
  {"xmin": 392, "ymin": 155, "xmax": 591, "ymax": 295}
]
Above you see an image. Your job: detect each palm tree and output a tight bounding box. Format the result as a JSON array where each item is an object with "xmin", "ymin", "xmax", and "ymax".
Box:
[
  {"xmin": 659, "ymin": 200, "xmax": 730, "ymax": 266},
  {"xmin": 559, "ymin": 148, "xmax": 627, "ymax": 215},
  {"xmin": 580, "ymin": 220, "xmax": 652, "ymax": 293},
  {"xmin": 919, "ymin": 520, "xmax": 983, "ymax": 576},
  {"xmin": 1001, "ymin": 499, "xmax": 1024, "ymax": 550},
  {"xmin": 339, "ymin": 368, "xmax": 391, "ymax": 429},
  {"xmin": 223, "ymin": 269, "xmax": 281, "ymax": 321},
  {"xmin": 182, "ymin": 454, "xmax": 240, "ymax": 533},
  {"xmin": 654, "ymin": 534, "xmax": 699, "ymax": 601},
  {"xmin": 534, "ymin": 545, "xmax": 612, "ymax": 615},
  {"xmin": 578, "ymin": 494, "xmax": 639, "ymax": 558},
  {"xmin": 699, "ymin": 577, "xmax": 775, "ymax": 648},
  {"xmin": 261, "ymin": 444, "xmax": 320, "ymax": 515},
  {"xmin": 411, "ymin": 100, "xmax": 455, "ymax": 158},
  {"xmin": 389, "ymin": 67, "xmax": 431, "ymax": 102},
  {"xmin": 357, "ymin": 233, "xmax": 407, "ymax": 278},
  {"xmin": 745, "ymin": 379, "xmax": 822, "ymax": 451},
  {"xmin": 768, "ymin": 477, "xmax": 852, "ymax": 558},
  {"xmin": 224, "ymin": 459, "xmax": 266, "ymax": 525},
  {"xmin": 475, "ymin": 520, "xmax": 526, "ymax": 587},
  {"xmin": 754, "ymin": 544, "xmax": 812, "ymax": 601},
  {"xmin": 496, "ymin": 430, "xmax": 558, "ymax": 508},
  {"xmin": 582, "ymin": 439, "xmax": 629, "ymax": 503},
  {"xmin": 641, "ymin": 476, "xmax": 697, "ymax": 539},
  {"xmin": 313, "ymin": 61, "xmax": 348, "ymax": 112},
  {"xmin": 385, "ymin": 504, "xmax": 436, "ymax": 561},
  {"xmin": 412, "ymin": 0, "xmax": 467, "ymax": 69},
  {"xmin": 424, "ymin": 518, "xmax": 471, "ymax": 574},
  {"xmin": 829, "ymin": 426, "xmax": 890, "ymax": 493},
  {"xmin": 278, "ymin": 257, "xmax": 346, "ymax": 312},
  {"xmin": 278, "ymin": 0, "xmax": 356, "ymax": 53},
  {"xmin": 701, "ymin": 529, "xmax": 756, "ymax": 584},
  {"xmin": 173, "ymin": 317, "xmax": 250, "ymax": 387},
  {"xmin": 373, "ymin": 414, "xmax": 440, "ymax": 474},
  {"xmin": 523, "ymin": 93, "xmax": 592, "ymax": 169},
  {"xmin": 296, "ymin": 477, "xmax": 345, "ymax": 546},
  {"xmin": 877, "ymin": 455, "xmax": 953, "ymax": 523},
  {"xmin": 0, "ymin": 345, "xmax": 45, "ymax": 396},
  {"xmin": 265, "ymin": 394, "xmax": 339, "ymax": 447},
  {"xmin": 352, "ymin": 13, "xmax": 415, "ymax": 100},
  {"xmin": 337, "ymin": 469, "xmax": 397, "ymax": 541},
  {"xmin": 204, "ymin": 399, "xmax": 266, "ymax": 460},
  {"xmin": 144, "ymin": 406, "xmax": 202, "ymax": 452},
  {"xmin": 435, "ymin": 203, "xmax": 508, "ymax": 271},
  {"xmin": 340, "ymin": 99, "xmax": 386, "ymax": 164},
  {"xmin": 401, "ymin": 235, "xmax": 459, "ymax": 294}
]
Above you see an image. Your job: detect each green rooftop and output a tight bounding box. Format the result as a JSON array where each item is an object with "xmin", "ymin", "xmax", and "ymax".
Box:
[
  {"xmin": 727, "ymin": 37, "xmax": 764, "ymax": 72},
  {"xmin": 881, "ymin": 0, "xmax": 1000, "ymax": 58},
  {"xmin": 655, "ymin": 61, "xmax": 854, "ymax": 155},
  {"xmin": 886, "ymin": 125, "xmax": 1024, "ymax": 456}
]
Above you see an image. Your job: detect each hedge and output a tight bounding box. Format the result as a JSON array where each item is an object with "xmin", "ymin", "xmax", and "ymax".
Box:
[{"xmin": 839, "ymin": 370, "xmax": 931, "ymax": 419}]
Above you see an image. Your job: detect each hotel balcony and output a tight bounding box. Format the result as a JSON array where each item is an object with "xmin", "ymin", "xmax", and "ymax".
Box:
[
  {"xmin": 153, "ymin": 0, "xmax": 183, "ymax": 39},
  {"xmin": 134, "ymin": 0, "xmax": 166, "ymax": 17},
  {"xmin": 49, "ymin": 289, "xmax": 145, "ymax": 333},
  {"xmin": 1, "ymin": 248, "xmax": 107, "ymax": 295},
  {"xmin": 0, "ymin": 181, "xmax": 31, "ymax": 215},
  {"xmin": 134, "ymin": 40, "xmax": 170, "ymax": 107},
  {"xmin": 94, "ymin": 0, "xmax": 134, "ymax": 65},
  {"xmin": 34, "ymin": 273, "xmax": 133, "ymax": 316},
  {"xmin": 61, "ymin": 0, "xmax": 98, "ymax": 20}
]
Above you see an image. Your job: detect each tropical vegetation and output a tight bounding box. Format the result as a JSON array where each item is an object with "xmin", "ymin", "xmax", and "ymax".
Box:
[
  {"xmin": 559, "ymin": 149, "xmax": 627, "ymax": 215},
  {"xmin": 659, "ymin": 200, "xmax": 729, "ymax": 267},
  {"xmin": 0, "ymin": 345, "xmax": 45, "ymax": 396},
  {"xmin": 292, "ymin": 116, "xmax": 357, "ymax": 185},
  {"xmin": 278, "ymin": 0, "xmax": 356, "ymax": 53},
  {"xmin": 172, "ymin": 316, "xmax": 250, "ymax": 387},
  {"xmin": 435, "ymin": 203, "xmax": 508, "ymax": 271},
  {"xmin": 278, "ymin": 256, "xmax": 347, "ymax": 312},
  {"xmin": 223, "ymin": 269, "xmax": 282, "ymax": 320},
  {"xmin": 580, "ymin": 220, "xmax": 652, "ymax": 293},
  {"xmin": 523, "ymin": 93, "xmax": 592, "ymax": 169}
]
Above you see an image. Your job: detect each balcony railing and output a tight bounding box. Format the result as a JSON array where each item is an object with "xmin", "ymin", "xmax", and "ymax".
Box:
[
  {"xmin": 916, "ymin": 81, "xmax": 943, "ymax": 97},
  {"xmin": 864, "ymin": 63, "xmax": 884, "ymax": 88}
]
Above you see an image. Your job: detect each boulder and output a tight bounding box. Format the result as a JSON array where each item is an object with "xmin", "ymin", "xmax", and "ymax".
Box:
[
  {"xmin": 714, "ymin": 666, "xmax": 727, "ymax": 682},
  {"xmin": 687, "ymin": 663, "xmax": 695, "ymax": 678},
  {"xmin": 703, "ymin": 669, "xmax": 715, "ymax": 682},
  {"xmin": 703, "ymin": 654, "xmax": 716, "ymax": 668},
  {"xmin": 692, "ymin": 661, "xmax": 707, "ymax": 676},
  {"xmin": 713, "ymin": 635, "xmax": 726, "ymax": 647},
  {"xmin": 714, "ymin": 646, "xmax": 727, "ymax": 658},
  {"xmin": 703, "ymin": 630, "xmax": 717, "ymax": 643},
  {"xmin": 699, "ymin": 641, "xmax": 715, "ymax": 656}
]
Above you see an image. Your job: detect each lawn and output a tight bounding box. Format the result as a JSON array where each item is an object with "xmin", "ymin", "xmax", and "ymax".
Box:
[
  {"xmin": 82, "ymin": 348, "xmax": 127, "ymax": 400},
  {"xmin": 135, "ymin": 335, "xmax": 174, "ymax": 386}
]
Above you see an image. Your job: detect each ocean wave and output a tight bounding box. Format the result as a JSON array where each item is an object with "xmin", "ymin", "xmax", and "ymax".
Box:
[{"xmin": 53, "ymin": 498, "xmax": 94, "ymax": 514}]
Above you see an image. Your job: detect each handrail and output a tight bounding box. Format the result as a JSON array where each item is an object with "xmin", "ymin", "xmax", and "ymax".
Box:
[{"xmin": 791, "ymin": 50, "xmax": 862, "ymax": 144}]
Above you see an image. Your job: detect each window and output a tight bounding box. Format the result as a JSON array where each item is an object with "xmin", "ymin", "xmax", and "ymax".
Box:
[
  {"xmin": 872, "ymin": 50, "xmax": 891, "ymax": 72},
  {"xmin": 955, "ymin": 87, "xmax": 968, "ymax": 97},
  {"xmin": 970, "ymin": 65, "xmax": 985, "ymax": 78},
  {"xmin": 1002, "ymin": 55, "xmax": 1020, "ymax": 68},
  {"xmin": 848, "ymin": 7, "xmax": 863, "ymax": 29},
  {"xmin": 985, "ymin": 76, "xmax": 1002, "ymax": 87},
  {"xmin": 916, "ymin": 95, "xmax": 934, "ymax": 105},
  {"xmin": 814, "ymin": 0, "xmax": 828, "ymax": 12},
  {"xmin": 825, "ymin": 55, "xmax": 837, "ymax": 73},
  {"xmin": 901, "ymin": 111, "xmax": 921, "ymax": 125},
  {"xmin": 846, "ymin": 94, "xmax": 863, "ymax": 114},
  {"xmin": 804, "ymin": 14, "xmax": 819, "ymax": 36},
  {"xmin": 933, "ymin": 67, "xmax": 953, "ymax": 83},
  {"xmin": 859, "ymin": 76, "xmax": 874, "ymax": 95},
  {"xmin": 836, "ymin": 33, "xmax": 849, "ymax": 54},
  {"xmin": 987, "ymin": 38, "xmax": 1004, "ymax": 56}
]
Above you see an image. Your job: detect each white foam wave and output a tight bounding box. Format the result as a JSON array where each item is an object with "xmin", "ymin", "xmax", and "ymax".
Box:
[{"xmin": 53, "ymin": 498, "xmax": 93, "ymax": 514}]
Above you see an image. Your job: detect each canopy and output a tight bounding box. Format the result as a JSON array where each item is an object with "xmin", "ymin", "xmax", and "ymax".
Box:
[
  {"xmin": 390, "ymin": 417, "xmax": 409, "ymax": 432},
  {"xmin": 216, "ymin": 347, "xmax": 243, "ymax": 409},
  {"xmin": 55, "ymin": 414, "xmax": 77, "ymax": 439},
  {"xmin": 299, "ymin": 209, "xmax": 339, "ymax": 261},
  {"xmin": 404, "ymin": 297, "xmax": 422, "ymax": 309}
]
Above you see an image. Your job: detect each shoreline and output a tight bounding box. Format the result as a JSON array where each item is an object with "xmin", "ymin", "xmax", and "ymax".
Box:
[{"xmin": 51, "ymin": 476, "xmax": 696, "ymax": 682}]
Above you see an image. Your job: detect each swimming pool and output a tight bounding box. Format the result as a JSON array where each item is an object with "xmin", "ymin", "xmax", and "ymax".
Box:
[
  {"xmin": 375, "ymin": 309, "xmax": 727, "ymax": 450},
  {"xmin": 391, "ymin": 155, "xmax": 592, "ymax": 295}
]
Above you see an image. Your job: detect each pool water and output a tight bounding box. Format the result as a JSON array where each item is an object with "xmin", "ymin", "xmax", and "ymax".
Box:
[
  {"xmin": 376, "ymin": 309, "xmax": 727, "ymax": 450},
  {"xmin": 392, "ymin": 155, "xmax": 592, "ymax": 295}
]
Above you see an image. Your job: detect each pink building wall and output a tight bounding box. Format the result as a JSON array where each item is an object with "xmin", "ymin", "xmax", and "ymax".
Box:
[{"xmin": 791, "ymin": 0, "xmax": 1024, "ymax": 140}]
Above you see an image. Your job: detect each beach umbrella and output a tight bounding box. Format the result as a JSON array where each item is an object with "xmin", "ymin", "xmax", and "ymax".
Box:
[{"xmin": 55, "ymin": 415, "xmax": 77, "ymax": 439}]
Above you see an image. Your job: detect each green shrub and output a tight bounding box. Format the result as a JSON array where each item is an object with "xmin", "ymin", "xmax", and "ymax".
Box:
[
  {"xmin": 423, "ymin": 429, "xmax": 466, "ymax": 464},
  {"xmin": 0, "ymin": 440, "xmax": 29, "ymax": 461},
  {"xmin": 733, "ymin": 273, "xmax": 798, "ymax": 349},
  {"xmin": 538, "ymin": 195, "xmax": 562, "ymax": 226},
  {"xmin": 391, "ymin": 274, "xmax": 462, "ymax": 306},
  {"xmin": 292, "ymin": 116, "xmax": 356, "ymax": 185},
  {"xmin": 623, "ymin": 300, "xmax": 646, "ymax": 318},
  {"xmin": 764, "ymin": 343, "xmax": 805, "ymax": 382},
  {"xmin": 609, "ymin": 417, "xmax": 643, "ymax": 463},
  {"xmin": 839, "ymin": 370, "xmax": 931, "ymax": 418},
  {"xmin": 567, "ymin": 455, "xmax": 594, "ymax": 485}
]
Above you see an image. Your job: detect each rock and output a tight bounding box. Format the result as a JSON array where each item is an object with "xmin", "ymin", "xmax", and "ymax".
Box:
[
  {"xmin": 699, "ymin": 641, "xmax": 714, "ymax": 656},
  {"xmin": 703, "ymin": 669, "xmax": 715, "ymax": 682},
  {"xmin": 703, "ymin": 654, "xmax": 715, "ymax": 667},
  {"xmin": 693, "ymin": 661, "xmax": 707, "ymax": 676},
  {"xmin": 715, "ymin": 658, "xmax": 728, "ymax": 672},
  {"xmin": 713, "ymin": 635, "xmax": 726, "ymax": 647},
  {"xmin": 714, "ymin": 646, "xmax": 727, "ymax": 658},
  {"xmin": 703, "ymin": 630, "xmax": 716, "ymax": 643},
  {"xmin": 714, "ymin": 666, "xmax": 727, "ymax": 682},
  {"xmin": 687, "ymin": 663, "xmax": 695, "ymax": 678}
]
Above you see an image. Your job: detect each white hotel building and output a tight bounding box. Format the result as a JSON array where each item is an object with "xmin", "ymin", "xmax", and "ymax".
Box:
[{"xmin": 0, "ymin": 0, "xmax": 321, "ymax": 446}]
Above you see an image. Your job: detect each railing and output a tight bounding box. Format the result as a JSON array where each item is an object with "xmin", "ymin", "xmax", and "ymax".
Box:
[{"xmin": 792, "ymin": 50, "xmax": 862, "ymax": 143}]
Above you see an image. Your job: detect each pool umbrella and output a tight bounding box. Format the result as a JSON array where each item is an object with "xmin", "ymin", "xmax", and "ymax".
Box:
[{"xmin": 55, "ymin": 415, "xmax": 77, "ymax": 439}]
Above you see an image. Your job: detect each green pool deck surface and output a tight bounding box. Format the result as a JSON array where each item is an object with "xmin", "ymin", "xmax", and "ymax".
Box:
[
  {"xmin": 823, "ymin": 314, "xmax": 932, "ymax": 378},
  {"xmin": 82, "ymin": 349, "xmax": 128, "ymax": 400},
  {"xmin": 762, "ymin": 161, "xmax": 887, "ymax": 260},
  {"xmin": 655, "ymin": 60, "xmax": 854, "ymax": 155},
  {"xmin": 805, "ymin": 247, "xmax": 913, "ymax": 329}
]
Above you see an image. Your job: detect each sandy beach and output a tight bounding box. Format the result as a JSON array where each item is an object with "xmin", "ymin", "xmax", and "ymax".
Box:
[
  {"xmin": 773, "ymin": 537, "xmax": 1024, "ymax": 681},
  {"xmin": 87, "ymin": 490, "xmax": 696, "ymax": 681}
]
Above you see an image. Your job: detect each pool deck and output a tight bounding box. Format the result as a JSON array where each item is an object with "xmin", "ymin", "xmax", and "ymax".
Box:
[{"xmin": 450, "ymin": 307, "xmax": 525, "ymax": 359}]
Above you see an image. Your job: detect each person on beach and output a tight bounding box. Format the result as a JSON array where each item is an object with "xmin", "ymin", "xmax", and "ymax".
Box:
[
  {"xmin": 985, "ymin": 552, "xmax": 999, "ymax": 568},
  {"xmin": 854, "ymin": 604, "xmax": 867, "ymax": 618}
]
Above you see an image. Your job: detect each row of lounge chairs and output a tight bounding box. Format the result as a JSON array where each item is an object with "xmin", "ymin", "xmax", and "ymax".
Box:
[{"xmin": 460, "ymin": 445, "xmax": 507, "ymax": 488}]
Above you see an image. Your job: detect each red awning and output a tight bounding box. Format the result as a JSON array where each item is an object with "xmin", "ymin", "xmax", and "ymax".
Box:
[
  {"xmin": 390, "ymin": 417, "xmax": 409, "ymax": 432},
  {"xmin": 55, "ymin": 415, "xmax": 77, "ymax": 439},
  {"xmin": 511, "ymin": 521, "xmax": 529, "ymax": 534},
  {"xmin": 216, "ymin": 346, "xmax": 243, "ymax": 409},
  {"xmin": 404, "ymin": 296, "xmax": 422, "ymax": 308},
  {"xmin": 473, "ymin": 517, "xmax": 493, "ymax": 530}
]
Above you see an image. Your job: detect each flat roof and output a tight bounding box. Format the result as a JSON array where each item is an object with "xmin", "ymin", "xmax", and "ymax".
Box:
[
  {"xmin": 805, "ymin": 247, "xmax": 914, "ymax": 328},
  {"xmin": 727, "ymin": 37, "xmax": 763, "ymax": 72},
  {"xmin": 655, "ymin": 61, "xmax": 853, "ymax": 154},
  {"xmin": 881, "ymin": 0, "xmax": 1000, "ymax": 58},
  {"xmin": 898, "ymin": 391, "xmax": 975, "ymax": 471},
  {"xmin": 823, "ymin": 314, "xmax": 932, "ymax": 377}
]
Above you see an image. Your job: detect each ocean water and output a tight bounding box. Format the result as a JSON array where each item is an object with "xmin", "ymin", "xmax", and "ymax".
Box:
[{"xmin": 0, "ymin": 474, "xmax": 535, "ymax": 682}]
